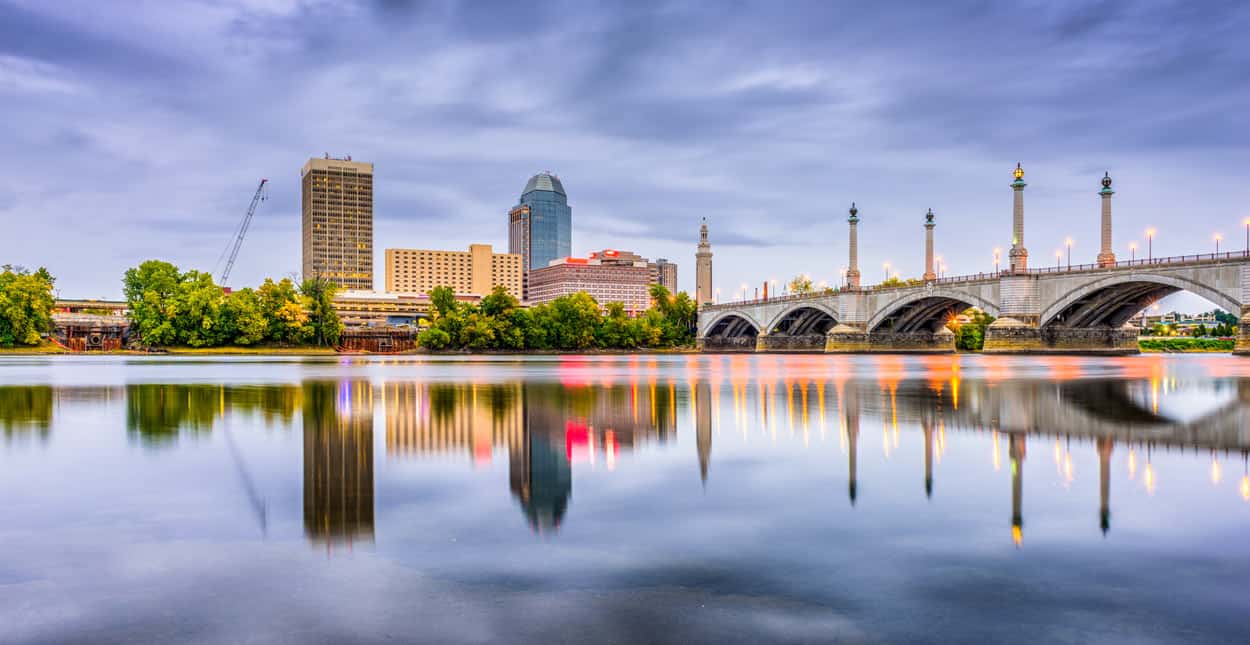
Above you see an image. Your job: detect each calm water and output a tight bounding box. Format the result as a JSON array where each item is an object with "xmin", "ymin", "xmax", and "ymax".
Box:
[{"xmin": 2, "ymin": 354, "xmax": 1249, "ymax": 644}]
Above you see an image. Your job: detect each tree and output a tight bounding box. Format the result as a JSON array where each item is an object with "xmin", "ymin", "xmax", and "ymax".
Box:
[
  {"xmin": 418, "ymin": 326, "xmax": 452, "ymax": 350},
  {"xmin": 123, "ymin": 260, "xmax": 184, "ymax": 346},
  {"xmin": 258, "ymin": 278, "xmax": 305, "ymax": 343},
  {"xmin": 222, "ymin": 288, "xmax": 267, "ymax": 345},
  {"xmin": 0, "ymin": 265, "xmax": 56, "ymax": 347},
  {"xmin": 951, "ymin": 308, "xmax": 996, "ymax": 351},
  {"xmin": 788, "ymin": 275, "xmax": 814, "ymax": 295},
  {"xmin": 547, "ymin": 292, "xmax": 603, "ymax": 349},
  {"xmin": 299, "ymin": 277, "xmax": 342, "ymax": 347}
]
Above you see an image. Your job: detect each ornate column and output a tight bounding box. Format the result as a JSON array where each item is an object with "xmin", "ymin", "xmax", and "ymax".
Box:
[
  {"xmin": 1097, "ymin": 172, "xmax": 1116, "ymax": 267},
  {"xmin": 846, "ymin": 203, "xmax": 861, "ymax": 289},
  {"xmin": 923, "ymin": 208, "xmax": 937, "ymax": 281},
  {"xmin": 1009, "ymin": 163, "xmax": 1028, "ymax": 272}
]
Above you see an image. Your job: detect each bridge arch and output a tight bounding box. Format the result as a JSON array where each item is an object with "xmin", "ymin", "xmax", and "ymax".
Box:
[
  {"xmin": 764, "ymin": 302, "xmax": 839, "ymax": 336},
  {"xmin": 866, "ymin": 288, "xmax": 1000, "ymax": 333},
  {"xmin": 701, "ymin": 310, "xmax": 763, "ymax": 340},
  {"xmin": 1040, "ymin": 272, "xmax": 1240, "ymax": 328}
]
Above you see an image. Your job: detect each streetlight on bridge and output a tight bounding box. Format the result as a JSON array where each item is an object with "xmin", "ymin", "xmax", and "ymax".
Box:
[
  {"xmin": 993, "ymin": 247, "xmax": 1001, "ymax": 274},
  {"xmin": 883, "ymin": 262, "xmax": 891, "ymax": 283},
  {"xmin": 1065, "ymin": 237, "xmax": 1074, "ymax": 270},
  {"xmin": 1054, "ymin": 250, "xmax": 1063, "ymax": 269},
  {"xmin": 1129, "ymin": 242, "xmax": 1137, "ymax": 263},
  {"xmin": 1214, "ymin": 233, "xmax": 1223, "ymax": 255},
  {"xmin": 1243, "ymin": 218, "xmax": 1250, "ymax": 257},
  {"xmin": 1145, "ymin": 228, "xmax": 1157, "ymax": 262}
]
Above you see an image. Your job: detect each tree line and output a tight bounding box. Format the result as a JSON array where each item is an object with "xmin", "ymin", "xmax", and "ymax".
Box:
[
  {"xmin": 124, "ymin": 260, "xmax": 342, "ymax": 348},
  {"xmin": 417, "ymin": 284, "xmax": 697, "ymax": 351}
]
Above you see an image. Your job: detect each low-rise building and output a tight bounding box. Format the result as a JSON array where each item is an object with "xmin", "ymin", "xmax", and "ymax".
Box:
[
  {"xmin": 331, "ymin": 290, "xmax": 481, "ymax": 328},
  {"xmin": 527, "ymin": 250, "xmax": 651, "ymax": 315},
  {"xmin": 384, "ymin": 244, "xmax": 522, "ymax": 298}
]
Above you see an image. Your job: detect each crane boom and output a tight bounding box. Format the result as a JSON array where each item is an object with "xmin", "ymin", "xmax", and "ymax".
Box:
[{"xmin": 220, "ymin": 178, "xmax": 268, "ymax": 286}]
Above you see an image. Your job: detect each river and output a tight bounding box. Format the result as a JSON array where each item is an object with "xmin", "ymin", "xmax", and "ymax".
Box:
[{"xmin": 1, "ymin": 354, "xmax": 1248, "ymax": 644}]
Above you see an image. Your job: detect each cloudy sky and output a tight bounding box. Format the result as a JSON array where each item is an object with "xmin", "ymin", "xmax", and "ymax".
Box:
[{"xmin": 1, "ymin": 0, "xmax": 1247, "ymax": 310}]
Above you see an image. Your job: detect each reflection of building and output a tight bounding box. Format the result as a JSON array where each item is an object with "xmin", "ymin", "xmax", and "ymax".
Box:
[
  {"xmin": 510, "ymin": 422, "xmax": 572, "ymax": 533},
  {"xmin": 301, "ymin": 156, "xmax": 374, "ymax": 290},
  {"xmin": 528, "ymin": 251, "xmax": 651, "ymax": 314},
  {"xmin": 384, "ymin": 382, "xmax": 523, "ymax": 462},
  {"xmin": 695, "ymin": 382, "xmax": 712, "ymax": 484},
  {"xmin": 845, "ymin": 384, "xmax": 860, "ymax": 505},
  {"xmin": 1009, "ymin": 434, "xmax": 1026, "ymax": 547},
  {"xmin": 384, "ymin": 244, "xmax": 522, "ymax": 298},
  {"xmin": 509, "ymin": 172, "xmax": 572, "ymax": 299},
  {"xmin": 1098, "ymin": 438, "xmax": 1113, "ymax": 535},
  {"xmin": 303, "ymin": 381, "xmax": 375, "ymax": 546}
]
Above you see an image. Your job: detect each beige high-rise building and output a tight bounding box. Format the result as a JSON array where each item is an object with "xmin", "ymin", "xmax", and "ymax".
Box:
[
  {"xmin": 384, "ymin": 244, "xmax": 522, "ymax": 297},
  {"xmin": 301, "ymin": 156, "xmax": 374, "ymax": 290},
  {"xmin": 648, "ymin": 258, "xmax": 678, "ymax": 293}
]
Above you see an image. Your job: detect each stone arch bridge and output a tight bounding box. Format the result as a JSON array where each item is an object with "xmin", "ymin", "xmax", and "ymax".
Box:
[{"xmin": 697, "ymin": 255, "xmax": 1250, "ymax": 354}]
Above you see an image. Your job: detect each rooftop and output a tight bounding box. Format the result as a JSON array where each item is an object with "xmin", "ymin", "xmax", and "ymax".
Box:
[{"xmin": 523, "ymin": 171, "xmax": 565, "ymax": 197}]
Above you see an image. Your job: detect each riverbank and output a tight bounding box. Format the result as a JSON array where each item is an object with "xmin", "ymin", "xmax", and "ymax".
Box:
[{"xmin": 1138, "ymin": 337, "xmax": 1235, "ymax": 352}]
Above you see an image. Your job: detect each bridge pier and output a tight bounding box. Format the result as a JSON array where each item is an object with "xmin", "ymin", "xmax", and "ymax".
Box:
[
  {"xmin": 984, "ymin": 319, "xmax": 1139, "ymax": 354},
  {"xmin": 755, "ymin": 332, "xmax": 827, "ymax": 352},
  {"xmin": 824, "ymin": 324, "xmax": 871, "ymax": 352},
  {"xmin": 867, "ymin": 328, "xmax": 957, "ymax": 353},
  {"xmin": 1235, "ymin": 305, "xmax": 1250, "ymax": 355}
]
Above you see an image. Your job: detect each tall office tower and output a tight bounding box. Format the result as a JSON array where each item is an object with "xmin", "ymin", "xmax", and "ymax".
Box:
[
  {"xmin": 508, "ymin": 171, "xmax": 572, "ymax": 299},
  {"xmin": 649, "ymin": 258, "xmax": 678, "ymax": 293},
  {"xmin": 302, "ymin": 156, "xmax": 374, "ymax": 290}
]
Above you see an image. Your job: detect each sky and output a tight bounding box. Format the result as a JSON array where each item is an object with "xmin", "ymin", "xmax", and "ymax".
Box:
[{"xmin": 1, "ymin": 0, "xmax": 1247, "ymax": 312}]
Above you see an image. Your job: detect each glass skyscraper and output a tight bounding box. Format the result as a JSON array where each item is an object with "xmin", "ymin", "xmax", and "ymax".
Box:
[{"xmin": 509, "ymin": 172, "xmax": 572, "ymax": 298}]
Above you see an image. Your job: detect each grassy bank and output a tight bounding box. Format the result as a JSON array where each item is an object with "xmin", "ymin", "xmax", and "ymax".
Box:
[
  {"xmin": 0, "ymin": 341, "xmax": 70, "ymax": 355},
  {"xmin": 1139, "ymin": 337, "xmax": 1235, "ymax": 352}
]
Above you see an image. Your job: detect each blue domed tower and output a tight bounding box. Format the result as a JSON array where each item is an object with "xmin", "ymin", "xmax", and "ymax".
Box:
[{"xmin": 509, "ymin": 171, "xmax": 572, "ymax": 298}]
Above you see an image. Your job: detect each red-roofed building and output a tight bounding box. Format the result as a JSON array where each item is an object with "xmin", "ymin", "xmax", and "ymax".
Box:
[{"xmin": 527, "ymin": 249, "xmax": 651, "ymax": 314}]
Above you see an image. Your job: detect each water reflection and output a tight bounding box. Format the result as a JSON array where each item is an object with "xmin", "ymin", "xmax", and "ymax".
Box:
[
  {"xmin": 8, "ymin": 359, "xmax": 1250, "ymax": 546},
  {"xmin": 303, "ymin": 381, "xmax": 374, "ymax": 547},
  {"xmin": 0, "ymin": 385, "xmax": 53, "ymax": 442}
]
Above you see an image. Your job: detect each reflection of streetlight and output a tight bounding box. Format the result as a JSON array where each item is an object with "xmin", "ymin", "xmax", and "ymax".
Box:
[{"xmin": 1146, "ymin": 228, "xmax": 1156, "ymax": 262}]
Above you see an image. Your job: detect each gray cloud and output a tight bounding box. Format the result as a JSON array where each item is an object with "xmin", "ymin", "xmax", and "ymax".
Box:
[{"xmin": 0, "ymin": 0, "xmax": 1246, "ymax": 313}]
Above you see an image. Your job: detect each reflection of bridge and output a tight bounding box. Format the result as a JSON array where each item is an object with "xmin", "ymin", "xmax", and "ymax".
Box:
[{"xmin": 697, "ymin": 166, "xmax": 1250, "ymax": 354}]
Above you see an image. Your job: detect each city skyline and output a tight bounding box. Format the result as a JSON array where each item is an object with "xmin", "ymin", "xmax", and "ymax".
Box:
[{"xmin": 1, "ymin": 1, "xmax": 1247, "ymax": 314}]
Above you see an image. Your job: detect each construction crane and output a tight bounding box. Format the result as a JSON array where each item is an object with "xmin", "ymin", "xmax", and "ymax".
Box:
[{"xmin": 218, "ymin": 178, "xmax": 269, "ymax": 287}]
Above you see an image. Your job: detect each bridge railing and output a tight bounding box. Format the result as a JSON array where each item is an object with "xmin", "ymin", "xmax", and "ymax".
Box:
[
  {"xmin": 1022, "ymin": 250, "xmax": 1247, "ymax": 275},
  {"xmin": 702, "ymin": 251, "xmax": 1248, "ymax": 310}
]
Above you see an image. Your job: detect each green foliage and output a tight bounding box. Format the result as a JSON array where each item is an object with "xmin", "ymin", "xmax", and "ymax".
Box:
[
  {"xmin": 298, "ymin": 277, "xmax": 342, "ymax": 347},
  {"xmin": 122, "ymin": 260, "xmax": 342, "ymax": 348},
  {"xmin": 1139, "ymin": 337, "xmax": 1234, "ymax": 352},
  {"xmin": 949, "ymin": 308, "xmax": 996, "ymax": 351},
  {"xmin": 0, "ymin": 265, "xmax": 56, "ymax": 347},
  {"xmin": 1211, "ymin": 309, "xmax": 1238, "ymax": 326},
  {"xmin": 416, "ymin": 284, "xmax": 697, "ymax": 352},
  {"xmin": 880, "ymin": 276, "xmax": 926, "ymax": 288},
  {"xmin": 788, "ymin": 275, "xmax": 814, "ymax": 295}
]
